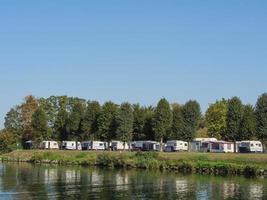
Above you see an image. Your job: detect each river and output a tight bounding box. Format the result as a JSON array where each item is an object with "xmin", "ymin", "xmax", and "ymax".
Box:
[{"xmin": 0, "ymin": 162, "xmax": 266, "ymax": 199}]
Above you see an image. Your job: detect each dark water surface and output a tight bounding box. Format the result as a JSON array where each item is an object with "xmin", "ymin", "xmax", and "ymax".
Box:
[{"xmin": 0, "ymin": 162, "xmax": 267, "ymax": 200}]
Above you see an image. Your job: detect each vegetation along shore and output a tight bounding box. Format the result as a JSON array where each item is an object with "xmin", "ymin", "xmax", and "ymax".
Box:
[{"xmin": 1, "ymin": 150, "xmax": 267, "ymax": 178}]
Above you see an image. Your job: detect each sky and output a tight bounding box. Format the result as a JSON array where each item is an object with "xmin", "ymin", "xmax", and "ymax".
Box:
[{"xmin": 0, "ymin": 0, "xmax": 267, "ymax": 128}]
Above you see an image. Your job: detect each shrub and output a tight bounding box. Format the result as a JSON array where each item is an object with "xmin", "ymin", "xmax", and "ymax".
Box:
[{"xmin": 0, "ymin": 130, "xmax": 17, "ymax": 153}]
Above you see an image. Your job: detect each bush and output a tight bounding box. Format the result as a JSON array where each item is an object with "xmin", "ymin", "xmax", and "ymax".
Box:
[{"xmin": 0, "ymin": 130, "xmax": 17, "ymax": 153}]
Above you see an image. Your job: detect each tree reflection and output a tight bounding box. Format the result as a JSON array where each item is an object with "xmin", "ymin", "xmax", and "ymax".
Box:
[{"xmin": 0, "ymin": 163, "xmax": 266, "ymax": 200}]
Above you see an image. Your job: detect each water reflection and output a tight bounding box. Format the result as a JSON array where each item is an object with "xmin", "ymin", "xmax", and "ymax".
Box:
[{"xmin": 0, "ymin": 162, "xmax": 266, "ymax": 199}]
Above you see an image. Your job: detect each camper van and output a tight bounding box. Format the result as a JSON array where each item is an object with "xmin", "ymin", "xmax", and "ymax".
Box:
[
  {"xmin": 110, "ymin": 141, "xmax": 129, "ymax": 151},
  {"xmin": 40, "ymin": 141, "xmax": 59, "ymax": 150},
  {"xmin": 81, "ymin": 141, "xmax": 106, "ymax": 150},
  {"xmin": 208, "ymin": 141, "xmax": 234, "ymax": 153},
  {"xmin": 165, "ymin": 140, "xmax": 188, "ymax": 152},
  {"xmin": 239, "ymin": 141, "xmax": 263, "ymax": 153},
  {"xmin": 61, "ymin": 141, "xmax": 81, "ymax": 150}
]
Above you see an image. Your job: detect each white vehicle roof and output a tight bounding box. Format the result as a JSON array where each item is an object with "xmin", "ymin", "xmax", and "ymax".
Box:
[
  {"xmin": 193, "ymin": 138, "xmax": 217, "ymax": 142},
  {"xmin": 167, "ymin": 140, "xmax": 187, "ymax": 143},
  {"xmin": 241, "ymin": 140, "xmax": 262, "ymax": 143}
]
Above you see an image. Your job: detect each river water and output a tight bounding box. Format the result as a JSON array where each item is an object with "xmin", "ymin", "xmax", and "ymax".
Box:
[{"xmin": 0, "ymin": 162, "xmax": 266, "ymax": 200}]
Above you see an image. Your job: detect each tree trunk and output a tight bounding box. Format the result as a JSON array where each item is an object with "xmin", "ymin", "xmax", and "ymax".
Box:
[
  {"xmin": 261, "ymin": 140, "xmax": 266, "ymax": 153},
  {"xmin": 123, "ymin": 142, "xmax": 125, "ymax": 151},
  {"xmin": 233, "ymin": 140, "xmax": 236, "ymax": 153},
  {"xmin": 160, "ymin": 137, "xmax": 163, "ymax": 152}
]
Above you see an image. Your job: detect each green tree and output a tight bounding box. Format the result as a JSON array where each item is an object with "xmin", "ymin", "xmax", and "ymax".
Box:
[
  {"xmin": 225, "ymin": 97, "xmax": 243, "ymax": 152},
  {"xmin": 171, "ymin": 104, "xmax": 184, "ymax": 140},
  {"xmin": 81, "ymin": 101, "xmax": 101, "ymax": 140},
  {"xmin": 4, "ymin": 106, "xmax": 23, "ymax": 137},
  {"xmin": 97, "ymin": 101, "xmax": 118, "ymax": 147},
  {"xmin": 66, "ymin": 100, "xmax": 85, "ymax": 140},
  {"xmin": 31, "ymin": 108, "xmax": 49, "ymax": 145},
  {"xmin": 255, "ymin": 93, "xmax": 267, "ymax": 151},
  {"xmin": 181, "ymin": 100, "xmax": 201, "ymax": 141},
  {"xmin": 152, "ymin": 98, "xmax": 172, "ymax": 151},
  {"xmin": 54, "ymin": 109, "xmax": 69, "ymax": 141},
  {"xmin": 205, "ymin": 99, "xmax": 227, "ymax": 139},
  {"xmin": 143, "ymin": 106, "xmax": 155, "ymax": 140},
  {"xmin": 239, "ymin": 104, "xmax": 256, "ymax": 140},
  {"xmin": 116, "ymin": 103, "xmax": 134, "ymax": 150},
  {"xmin": 132, "ymin": 104, "xmax": 147, "ymax": 140}
]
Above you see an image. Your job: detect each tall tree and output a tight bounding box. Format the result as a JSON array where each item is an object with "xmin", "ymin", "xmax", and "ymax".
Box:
[
  {"xmin": 54, "ymin": 109, "xmax": 68, "ymax": 141},
  {"xmin": 205, "ymin": 99, "xmax": 228, "ymax": 139},
  {"xmin": 181, "ymin": 100, "xmax": 201, "ymax": 141},
  {"xmin": 66, "ymin": 100, "xmax": 85, "ymax": 140},
  {"xmin": 152, "ymin": 98, "xmax": 172, "ymax": 151},
  {"xmin": 116, "ymin": 102, "xmax": 134, "ymax": 150},
  {"xmin": 4, "ymin": 106, "xmax": 23, "ymax": 137},
  {"xmin": 20, "ymin": 95, "xmax": 39, "ymax": 143},
  {"xmin": 31, "ymin": 108, "xmax": 49, "ymax": 145},
  {"xmin": 171, "ymin": 104, "xmax": 184, "ymax": 140},
  {"xmin": 81, "ymin": 101, "xmax": 101, "ymax": 140},
  {"xmin": 225, "ymin": 97, "xmax": 243, "ymax": 152},
  {"xmin": 143, "ymin": 106, "xmax": 155, "ymax": 140},
  {"xmin": 239, "ymin": 104, "xmax": 256, "ymax": 140},
  {"xmin": 132, "ymin": 104, "xmax": 147, "ymax": 140},
  {"xmin": 255, "ymin": 93, "xmax": 267, "ymax": 151},
  {"xmin": 97, "ymin": 101, "xmax": 118, "ymax": 146}
]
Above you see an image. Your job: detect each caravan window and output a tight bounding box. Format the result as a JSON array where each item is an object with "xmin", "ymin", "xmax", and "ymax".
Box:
[
  {"xmin": 184, "ymin": 143, "xmax": 188, "ymax": 146},
  {"xmin": 54, "ymin": 143, "xmax": 57, "ymax": 145},
  {"xmin": 99, "ymin": 143, "xmax": 103, "ymax": 146},
  {"xmin": 250, "ymin": 144, "xmax": 254, "ymax": 147},
  {"xmin": 259, "ymin": 144, "xmax": 262, "ymax": 147}
]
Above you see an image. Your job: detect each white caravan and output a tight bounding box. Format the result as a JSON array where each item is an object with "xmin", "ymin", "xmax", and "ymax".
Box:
[
  {"xmin": 239, "ymin": 141, "xmax": 263, "ymax": 153},
  {"xmin": 61, "ymin": 141, "xmax": 81, "ymax": 150},
  {"xmin": 110, "ymin": 141, "xmax": 129, "ymax": 151},
  {"xmin": 165, "ymin": 140, "xmax": 188, "ymax": 152},
  {"xmin": 40, "ymin": 141, "xmax": 59, "ymax": 150},
  {"xmin": 81, "ymin": 141, "xmax": 106, "ymax": 150},
  {"xmin": 208, "ymin": 141, "xmax": 234, "ymax": 153},
  {"xmin": 189, "ymin": 138, "xmax": 217, "ymax": 152}
]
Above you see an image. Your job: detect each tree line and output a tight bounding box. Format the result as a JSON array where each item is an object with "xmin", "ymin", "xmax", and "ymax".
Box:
[{"xmin": 1, "ymin": 93, "xmax": 267, "ymax": 152}]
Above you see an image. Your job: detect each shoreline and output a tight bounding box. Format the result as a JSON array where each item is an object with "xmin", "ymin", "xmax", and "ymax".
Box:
[{"xmin": 1, "ymin": 150, "xmax": 267, "ymax": 178}]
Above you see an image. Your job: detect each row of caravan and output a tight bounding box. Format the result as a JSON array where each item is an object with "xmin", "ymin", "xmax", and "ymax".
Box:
[
  {"xmin": 190, "ymin": 138, "xmax": 263, "ymax": 153},
  {"xmin": 37, "ymin": 138, "xmax": 263, "ymax": 153}
]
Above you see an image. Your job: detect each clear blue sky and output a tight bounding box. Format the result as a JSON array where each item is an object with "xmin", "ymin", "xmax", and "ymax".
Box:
[{"xmin": 0, "ymin": 0, "xmax": 267, "ymax": 128}]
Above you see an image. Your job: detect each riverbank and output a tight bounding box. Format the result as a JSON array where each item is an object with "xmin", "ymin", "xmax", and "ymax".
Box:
[{"xmin": 1, "ymin": 150, "xmax": 267, "ymax": 177}]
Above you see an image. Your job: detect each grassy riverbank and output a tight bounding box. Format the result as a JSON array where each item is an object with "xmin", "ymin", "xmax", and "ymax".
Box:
[{"xmin": 1, "ymin": 150, "xmax": 267, "ymax": 177}]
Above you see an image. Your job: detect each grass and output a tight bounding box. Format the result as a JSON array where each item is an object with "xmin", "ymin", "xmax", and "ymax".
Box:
[{"xmin": 1, "ymin": 150, "xmax": 267, "ymax": 177}]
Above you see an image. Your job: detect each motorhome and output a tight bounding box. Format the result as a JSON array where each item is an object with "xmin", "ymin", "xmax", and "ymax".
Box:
[
  {"xmin": 239, "ymin": 141, "xmax": 263, "ymax": 153},
  {"xmin": 189, "ymin": 138, "xmax": 217, "ymax": 152},
  {"xmin": 40, "ymin": 141, "xmax": 59, "ymax": 150},
  {"xmin": 81, "ymin": 141, "xmax": 106, "ymax": 150},
  {"xmin": 110, "ymin": 141, "xmax": 129, "ymax": 151},
  {"xmin": 61, "ymin": 141, "xmax": 81, "ymax": 150},
  {"xmin": 165, "ymin": 140, "xmax": 188, "ymax": 152},
  {"xmin": 208, "ymin": 141, "xmax": 234, "ymax": 153},
  {"xmin": 142, "ymin": 141, "xmax": 160, "ymax": 151}
]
